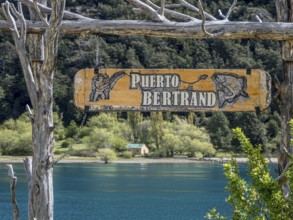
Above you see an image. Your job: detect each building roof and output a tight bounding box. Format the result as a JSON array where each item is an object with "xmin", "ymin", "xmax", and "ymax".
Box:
[{"xmin": 127, "ymin": 144, "xmax": 146, "ymax": 149}]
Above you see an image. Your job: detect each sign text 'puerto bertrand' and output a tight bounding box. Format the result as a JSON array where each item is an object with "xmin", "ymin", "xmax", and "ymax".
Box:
[
  {"xmin": 130, "ymin": 73, "xmax": 216, "ymax": 107},
  {"xmin": 74, "ymin": 69, "xmax": 271, "ymax": 112}
]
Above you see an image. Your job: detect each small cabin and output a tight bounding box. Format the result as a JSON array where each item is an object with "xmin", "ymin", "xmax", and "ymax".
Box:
[{"xmin": 127, "ymin": 144, "xmax": 149, "ymax": 156}]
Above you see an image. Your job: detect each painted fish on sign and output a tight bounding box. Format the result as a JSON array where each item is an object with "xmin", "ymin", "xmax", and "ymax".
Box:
[{"xmin": 74, "ymin": 69, "xmax": 271, "ymax": 112}]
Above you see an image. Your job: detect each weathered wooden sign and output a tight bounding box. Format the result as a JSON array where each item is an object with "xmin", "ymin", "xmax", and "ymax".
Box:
[{"xmin": 74, "ymin": 69, "xmax": 271, "ymax": 112}]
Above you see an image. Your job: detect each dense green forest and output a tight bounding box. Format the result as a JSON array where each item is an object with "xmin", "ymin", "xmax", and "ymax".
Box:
[{"xmin": 0, "ymin": 0, "xmax": 283, "ymax": 157}]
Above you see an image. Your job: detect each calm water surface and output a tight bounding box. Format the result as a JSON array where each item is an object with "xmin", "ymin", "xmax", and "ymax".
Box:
[{"xmin": 0, "ymin": 163, "xmax": 251, "ymax": 220}]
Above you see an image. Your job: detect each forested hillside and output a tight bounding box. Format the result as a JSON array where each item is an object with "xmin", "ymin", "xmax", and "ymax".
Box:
[{"xmin": 0, "ymin": 0, "xmax": 282, "ymax": 157}]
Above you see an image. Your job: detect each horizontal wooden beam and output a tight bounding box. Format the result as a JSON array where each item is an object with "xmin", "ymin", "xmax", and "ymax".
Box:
[{"xmin": 1, "ymin": 20, "xmax": 293, "ymax": 40}]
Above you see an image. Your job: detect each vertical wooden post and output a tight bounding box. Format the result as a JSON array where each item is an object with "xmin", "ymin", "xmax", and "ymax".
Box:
[
  {"xmin": 6, "ymin": 164, "xmax": 19, "ymax": 220},
  {"xmin": 276, "ymin": 1, "xmax": 293, "ymax": 193},
  {"xmin": 27, "ymin": 1, "xmax": 55, "ymax": 219},
  {"xmin": 23, "ymin": 158, "xmax": 33, "ymax": 220}
]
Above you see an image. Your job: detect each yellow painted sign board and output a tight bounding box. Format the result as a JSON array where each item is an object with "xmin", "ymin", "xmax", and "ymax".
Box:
[{"xmin": 74, "ymin": 69, "xmax": 271, "ymax": 112}]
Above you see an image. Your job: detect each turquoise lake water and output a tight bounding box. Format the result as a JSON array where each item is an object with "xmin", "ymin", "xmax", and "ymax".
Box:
[{"xmin": 0, "ymin": 163, "xmax": 257, "ymax": 220}]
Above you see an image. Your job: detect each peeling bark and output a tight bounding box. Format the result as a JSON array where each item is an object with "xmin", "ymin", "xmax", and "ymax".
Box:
[
  {"xmin": 2, "ymin": 20, "xmax": 293, "ymax": 40},
  {"xmin": 6, "ymin": 164, "xmax": 19, "ymax": 220},
  {"xmin": 276, "ymin": 0, "xmax": 293, "ymax": 196}
]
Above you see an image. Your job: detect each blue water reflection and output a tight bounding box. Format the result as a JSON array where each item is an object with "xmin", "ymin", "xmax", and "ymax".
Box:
[{"xmin": 0, "ymin": 163, "xmax": 278, "ymax": 220}]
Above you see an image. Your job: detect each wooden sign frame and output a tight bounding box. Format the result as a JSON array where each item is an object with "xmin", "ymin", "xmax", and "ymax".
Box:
[{"xmin": 74, "ymin": 69, "xmax": 271, "ymax": 112}]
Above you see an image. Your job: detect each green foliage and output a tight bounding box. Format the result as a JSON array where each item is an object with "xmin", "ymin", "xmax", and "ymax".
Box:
[
  {"xmin": 127, "ymin": 112, "xmax": 143, "ymax": 142},
  {"xmin": 162, "ymin": 117, "xmax": 215, "ymax": 157},
  {"xmin": 81, "ymin": 113, "xmax": 132, "ymax": 153},
  {"xmin": 228, "ymin": 112, "xmax": 268, "ymax": 152},
  {"xmin": 98, "ymin": 148, "xmax": 117, "ymax": 163},
  {"xmin": 150, "ymin": 112, "xmax": 164, "ymax": 149},
  {"xmin": 206, "ymin": 126, "xmax": 293, "ymax": 220},
  {"xmin": 61, "ymin": 139, "xmax": 73, "ymax": 148},
  {"xmin": 121, "ymin": 151, "xmax": 133, "ymax": 159},
  {"xmin": 0, "ymin": 0, "xmax": 283, "ymax": 158},
  {"xmin": 205, "ymin": 208, "xmax": 227, "ymax": 220},
  {"xmin": 65, "ymin": 120, "xmax": 78, "ymax": 138},
  {"xmin": 206, "ymin": 112, "xmax": 232, "ymax": 151},
  {"xmin": 0, "ymin": 114, "xmax": 32, "ymax": 156},
  {"xmin": 194, "ymin": 152, "xmax": 204, "ymax": 159}
]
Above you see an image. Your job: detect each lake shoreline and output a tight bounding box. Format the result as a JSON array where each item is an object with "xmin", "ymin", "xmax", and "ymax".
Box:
[{"xmin": 0, "ymin": 156, "xmax": 278, "ymax": 164}]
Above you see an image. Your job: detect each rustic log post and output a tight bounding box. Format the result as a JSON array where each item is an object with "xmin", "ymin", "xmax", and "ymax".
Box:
[
  {"xmin": 23, "ymin": 158, "xmax": 33, "ymax": 220},
  {"xmin": 2, "ymin": 1, "xmax": 65, "ymax": 219},
  {"xmin": 275, "ymin": 1, "xmax": 293, "ymax": 194},
  {"xmin": 6, "ymin": 164, "xmax": 19, "ymax": 220}
]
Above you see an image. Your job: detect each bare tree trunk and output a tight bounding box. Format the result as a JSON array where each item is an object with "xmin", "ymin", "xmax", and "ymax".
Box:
[
  {"xmin": 276, "ymin": 1, "xmax": 293, "ymax": 193},
  {"xmin": 23, "ymin": 158, "xmax": 33, "ymax": 220},
  {"xmin": 2, "ymin": 1, "xmax": 64, "ymax": 219},
  {"xmin": 7, "ymin": 164, "xmax": 19, "ymax": 220},
  {"xmin": 26, "ymin": 1, "xmax": 54, "ymax": 219}
]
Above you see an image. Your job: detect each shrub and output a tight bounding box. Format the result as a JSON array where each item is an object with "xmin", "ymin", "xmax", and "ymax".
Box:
[
  {"xmin": 70, "ymin": 149, "xmax": 97, "ymax": 157},
  {"xmin": 206, "ymin": 127, "xmax": 293, "ymax": 219},
  {"xmin": 98, "ymin": 148, "xmax": 117, "ymax": 163},
  {"xmin": 2, "ymin": 147, "xmax": 32, "ymax": 156},
  {"xmin": 121, "ymin": 151, "xmax": 132, "ymax": 158},
  {"xmin": 194, "ymin": 152, "xmax": 203, "ymax": 159},
  {"xmin": 61, "ymin": 139, "xmax": 73, "ymax": 148}
]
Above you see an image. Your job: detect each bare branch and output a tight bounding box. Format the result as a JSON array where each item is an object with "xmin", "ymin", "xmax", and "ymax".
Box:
[
  {"xmin": 2, "ymin": 1, "xmax": 38, "ymax": 107},
  {"xmin": 218, "ymin": 0, "xmax": 237, "ymax": 20},
  {"xmin": 2, "ymin": 2, "xmax": 20, "ymax": 38},
  {"xmin": 20, "ymin": 0, "xmax": 92, "ymax": 21},
  {"xmin": 281, "ymin": 145, "xmax": 293, "ymax": 159},
  {"xmin": 218, "ymin": 9, "xmax": 225, "ymax": 19},
  {"xmin": 276, "ymin": 161, "xmax": 291, "ymax": 182},
  {"xmin": 197, "ymin": 0, "xmax": 223, "ymax": 37},
  {"xmin": 225, "ymin": 0, "xmax": 237, "ymax": 20},
  {"xmin": 6, "ymin": 164, "xmax": 19, "ymax": 220},
  {"xmin": 10, "ymin": 2, "xmax": 27, "ymax": 42},
  {"xmin": 180, "ymin": 0, "xmax": 217, "ymax": 21},
  {"xmin": 146, "ymin": 0, "xmax": 198, "ymax": 22},
  {"xmin": 26, "ymin": 104, "xmax": 34, "ymax": 123},
  {"xmin": 127, "ymin": 0, "xmax": 168, "ymax": 22},
  {"xmin": 160, "ymin": 0, "xmax": 165, "ymax": 17},
  {"xmin": 255, "ymin": 15, "xmax": 263, "ymax": 23},
  {"xmin": 33, "ymin": 0, "xmax": 49, "ymax": 25},
  {"xmin": 165, "ymin": 4, "xmax": 181, "ymax": 9},
  {"xmin": 42, "ymin": 0, "xmax": 65, "ymax": 75}
]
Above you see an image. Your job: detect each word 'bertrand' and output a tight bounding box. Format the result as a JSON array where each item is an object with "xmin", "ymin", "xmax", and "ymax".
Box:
[{"xmin": 130, "ymin": 73, "xmax": 216, "ymax": 107}]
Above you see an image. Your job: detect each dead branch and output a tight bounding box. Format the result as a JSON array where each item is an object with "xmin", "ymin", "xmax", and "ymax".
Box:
[
  {"xmin": 19, "ymin": 0, "xmax": 92, "ymax": 21},
  {"xmin": 160, "ymin": 0, "xmax": 165, "ymax": 16},
  {"xmin": 6, "ymin": 164, "xmax": 19, "ymax": 220},
  {"xmin": 218, "ymin": 0, "xmax": 237, "ymax": 21},
  {"xmin": 33, "ymin": 0, "xmax": 49, "ymax": 25},
  {"xmin": 255, "ymin": 15, "xmax": 263, "ymax": 23},
  {"xmin": 26, "ymin": 104, "xmax": 34, "ymax": 123},
  {"xmin": 127, "ymin": 0, "xmax": 168, "ymax": 22},
  {"xmin": 2, "ymin": 2, "xmax": 20, "ymax": 38},
  {"xmin": 276, "ymin": 161, "xmax": 291, "ymax": 182},
  {"xmin": 197, "ymin": 0, "xmax": 223, "ymax": 37},
  {"xmin": 1, "ymin": 1, "xmax": 38, "ymax": 107},
  {"xmin": 165, "ymin": 4, "xmax": 181, "ymax": 9},
  {"xmin": 146, "ymin": 0, "xmax": 198, "ymax": 22},
  {"xmin": 42, "ymin": 0, "xmax": 65, "ymax": 75},
  {"xmin": 180, "ymin": 0, "xmax": 217, "ymax": 21}
]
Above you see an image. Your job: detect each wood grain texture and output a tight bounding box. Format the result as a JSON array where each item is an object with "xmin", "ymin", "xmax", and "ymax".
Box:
[
  {"xmin": 2, "ymin": 20, "xmax": 293, "ymax": 40},
  {"xmin": 74, "ymin": 69, "xmax": 271, "ymax": 112}
]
